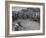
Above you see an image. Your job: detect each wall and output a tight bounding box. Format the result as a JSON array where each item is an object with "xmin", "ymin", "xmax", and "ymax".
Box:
[{"xmin": 0, "ymin": 0, "xmax": 46, "ymax": 38}]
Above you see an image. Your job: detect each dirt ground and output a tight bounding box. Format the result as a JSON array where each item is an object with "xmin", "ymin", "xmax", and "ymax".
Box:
[{"xmin": 13, "ymin": 19, "xmax": 40, "ymax": 31}]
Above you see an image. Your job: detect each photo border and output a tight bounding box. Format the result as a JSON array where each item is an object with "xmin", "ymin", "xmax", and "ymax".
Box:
[
  {"xmin": 5, "ymin": 1, "xmax": 45, "ymax": 37},
  {"xmin": 9, "ymin": 4, "xmax": 43, "ymax": 34}
]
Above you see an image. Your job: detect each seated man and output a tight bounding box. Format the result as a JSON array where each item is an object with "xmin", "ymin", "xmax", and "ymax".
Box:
[
  {"xmin": 14, "ymin": 23, "xmax": 19, "ymax": 31},
  {"xmin": 17, "ymin": 22, "xmax": 23, "ymax": 27},
  {"xmin": 14, "ymin": 22, "xmax": 23, "ymax": 31}
]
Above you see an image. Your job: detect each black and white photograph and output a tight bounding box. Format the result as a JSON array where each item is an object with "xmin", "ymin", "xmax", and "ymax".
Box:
[
  {"xmin": 12, "ymin": 7, "xmax": 40, "ymax": 31},
  {"xmin": 8, "ymin": 3, "xmax": 45, "ymax": 36},
  {"xmin": 5, "ymin": 1, "xmax": 45, "ymax": 37}
]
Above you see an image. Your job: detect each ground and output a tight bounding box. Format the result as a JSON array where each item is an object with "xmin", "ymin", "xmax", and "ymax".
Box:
[{"xmin": 13, "ymin": 19, "xmax": 40, "ymax": 31}]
